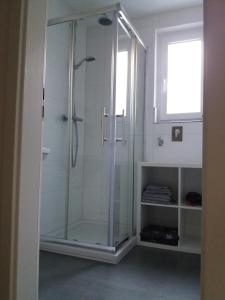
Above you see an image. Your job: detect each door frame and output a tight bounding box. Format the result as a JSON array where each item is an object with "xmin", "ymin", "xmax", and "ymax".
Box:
[
  {"xmin": 1, "ymin": 0, "xmax": 225, "ymax": 299},
  {"xmin": 201, "ymin": 0, "xmax": 225, "ymax": 299},
  {"xmin": 0, "ymin": 0, "xmax": 47, "ymax": 299}
]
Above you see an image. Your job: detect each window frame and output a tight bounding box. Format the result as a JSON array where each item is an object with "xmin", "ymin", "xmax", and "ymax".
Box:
[{"xmin": 154, "ymin": 23, "xmax": 203, "ymax": 123}]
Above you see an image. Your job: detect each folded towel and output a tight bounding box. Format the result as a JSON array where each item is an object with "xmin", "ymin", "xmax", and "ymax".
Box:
[
  {"xmin": 142, "ymin": 184, "xmax": 173, "ymax": 204},
  {"xmin": 146, "ymin": 185, "xmax": 170, "ymax": 191}
]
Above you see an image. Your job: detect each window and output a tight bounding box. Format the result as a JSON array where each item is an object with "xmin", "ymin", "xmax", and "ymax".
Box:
[
  {"xmin": 116, "ymin": 50, "xmax": 128, "ymax": 116},
  {"xmin": 155, "ymin": 25, "xmax": 203, "ymax": 122}
]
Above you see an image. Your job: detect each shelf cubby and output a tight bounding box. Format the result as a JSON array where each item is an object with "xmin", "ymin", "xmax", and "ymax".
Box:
[
  {"xmin": 137, "ymin": 163, "xmax": 202, "ymax": 254},
  {"xmin": 141, "ymin": 205, "xmax": 178, "ymax": 229},
  {"xmin": 179, "ymin": 209, "xmax": 202, "ymax": 252},
  {"xmin": 141, "ymin": 205, "xmax": 179, "ymax": 247},
  {"xmin": 141, "ymin": 166, "xmax": 179, "ymax": 205},
  {"xmin": 180, "ymin": 167, "xmax": 202, "ymax": 209}
]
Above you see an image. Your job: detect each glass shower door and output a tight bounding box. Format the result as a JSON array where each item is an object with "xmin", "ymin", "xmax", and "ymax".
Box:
[
  {"xmin": 40, "ymin": 22, "xmax": 72, "ymax": 239},
  {"xmin": 67, "ymin": 12, "xmax": 116, "ymax": 247},
  {"xmin": 113, "ymin": 21, "xmax": 135, "ymax": 246}
]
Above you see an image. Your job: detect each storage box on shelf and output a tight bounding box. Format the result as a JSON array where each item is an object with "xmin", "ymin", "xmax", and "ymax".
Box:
[
  {"xmin": 181, "ymin": 168, "xmax": 202, "ymax": 210},
  {"xmin": 137, "ymin": 163, "xmax": 202, "ymax": 254}
]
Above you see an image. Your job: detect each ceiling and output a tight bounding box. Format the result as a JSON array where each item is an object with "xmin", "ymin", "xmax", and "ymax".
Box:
[{"xmin": 65, "ymin": 0, "xmax": 203, "ymax": 18}]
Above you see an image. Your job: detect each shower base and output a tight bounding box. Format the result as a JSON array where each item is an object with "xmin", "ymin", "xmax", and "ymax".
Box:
[
  {"xmin": 68, "ymin": 222, "xmax": 110, "ymax": 245},
  {"xmin": 40, "ymin": 236, "xmax": 136, "ymax": 264},
  {"xmin": 41, "ymin": 221, "xmax": 129, "ymax": 247},
  {"xmin": 40, "ymin": 221, "xmax": 135, "ymax": 264},
  {"xmin": 68, "ymin": 221, "xmax": 129, "ymax": 246}
]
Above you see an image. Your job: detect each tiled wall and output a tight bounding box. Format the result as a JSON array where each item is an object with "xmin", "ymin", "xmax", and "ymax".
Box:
[
  {"xmin": 41, "ymin": 22, "xmax": 71, "ymax": 236},
  {"xmin": 134, "ymin": 5, "xmax": 203, "ymax": 165},
  {"xmin": 41, "ymin": 1, "xmax": 87, "ymax": 235},
  {"xmin": 81, "ymin": 23, "xmax": 113, "ymax": 224},
  {"xmin": 41, "ymin": 1, "xmax": 203, "ymax": 243},
  {"xmin": 81, "ymin": 23, "xmax": 145, "ymax": 239},
  {"xmin": 47, "ymin": 0, "xmax": 72, "ymax": 19},
  {"xmin": 68, "ymin": 22, "xmax": 87, "ymax": 227},
  {"xmin": 41, "ymin": 2, "xmax": 145, "ymax": 238}
]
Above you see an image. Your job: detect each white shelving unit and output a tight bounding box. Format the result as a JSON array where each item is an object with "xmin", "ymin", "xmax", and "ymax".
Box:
[{"xmin": 137, "ymin": 163, "xmax": 202, "ymax": 254}]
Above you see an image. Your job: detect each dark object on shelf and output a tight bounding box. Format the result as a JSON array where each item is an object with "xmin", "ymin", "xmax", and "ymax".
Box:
[
  {"xmin": 140, "ymin": 225, "xmax": 179, "ymax": 246},
  {"xmin": 185, "ymin": 192, "xmax": 202, "ymax": 206}
]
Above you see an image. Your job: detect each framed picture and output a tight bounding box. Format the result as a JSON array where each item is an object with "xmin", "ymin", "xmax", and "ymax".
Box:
[{"xmin": 172, "ymin": 126, "xmax": 183, "ymax": 142}]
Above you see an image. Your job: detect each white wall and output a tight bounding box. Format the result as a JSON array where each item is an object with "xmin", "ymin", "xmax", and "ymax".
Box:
[
  {"xmin": 41, "ymin": 0, "xmax": 86, "ymax": 236},
  {"xmin": 41, "ymin": 22, "xmax": 72, "ymax": 236},
  {"xmin": 47, "ymin": 0, "xmax": 72, "ymax": 19},
  {"xmin": 42, "ymin": 2, "xmax": 202, "ymax": 241},
  {"xmin": 134, "ymin": 5, "xmax": 203, "ymax": 165},
  {"xmin": 68, "ymin": 22, "xmax": 87, "ymax": 228},
  {"xmin": 16, "ymin": 1, "xmax": 47, "ymax": 299},
  {"xmin": 81, "ymin": 23, "xmax": 113, "ymax": 225}
]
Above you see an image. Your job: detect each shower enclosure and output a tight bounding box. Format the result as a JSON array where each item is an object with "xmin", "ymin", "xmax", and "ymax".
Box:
[{"xmin": 40, "ymin": 4, "xmax": 146, "ymax": 257}]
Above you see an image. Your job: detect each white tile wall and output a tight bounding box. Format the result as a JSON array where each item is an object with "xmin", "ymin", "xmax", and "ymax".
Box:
[
  {"xmin": 41, "ymin": 5, "xmax": 146, "ymax": 241},
  {"xmin": 47, "ymin": 0, "xmax": 72, "ymax": 19},
  {"xmin": 41, "ymin": 13, "xmax": 87, "ymax": 235},
  {"xmin": 81, "ymin": 23, "xmax": 113, "ymax": 224},
  {"xmin": 41, "ymin": 22, "xmax": 71, "ymax": 236},
  {"xmin": 133, "ymin": 5, "xmax": 203, "ymax": 165},
  {"xmin": 68, "ymin": 22, "xmax": 87, "ymax": 225}
]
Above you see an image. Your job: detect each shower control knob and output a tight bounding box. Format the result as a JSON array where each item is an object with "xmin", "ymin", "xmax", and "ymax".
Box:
[{"xmin": 62, "ymin": 115, "xmax": 68, "ymax": 122}]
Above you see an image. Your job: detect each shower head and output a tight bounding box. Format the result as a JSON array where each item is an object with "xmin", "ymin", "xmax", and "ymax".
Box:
[
  {"xmin": 74, "ymin": 56, "xmax": 96, "ymax": 70},
  {"xmin": 98, "ymin": 14, "xmax": 112, "ymax": 26}
]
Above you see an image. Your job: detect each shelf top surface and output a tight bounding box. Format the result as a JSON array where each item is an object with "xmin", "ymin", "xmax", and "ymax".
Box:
[
  {"xmin": 140, "ymin": 202, "xmax": 202, "ymax": 210},
  {"xmin": 180, "ymin": 205, "xmax": 202, "ymax": 211},
  {"xmin": 138, "ymin": 162, "xmax": 202, "ymax": 169},
  {"xmin": 141, "ymin": 202, "xmax": 178, "ymax": 208}
]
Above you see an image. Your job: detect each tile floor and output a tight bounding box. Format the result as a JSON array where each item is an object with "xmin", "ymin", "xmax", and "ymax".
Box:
[{"xmin": 39, "ymin": 246, "xmax": 200, "ymax": 300}]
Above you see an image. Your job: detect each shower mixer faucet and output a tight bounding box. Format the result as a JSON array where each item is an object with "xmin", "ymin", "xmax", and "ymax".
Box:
[{"xmin": 61, "ymin": 115, "xmax": 68, "ymax": 121}]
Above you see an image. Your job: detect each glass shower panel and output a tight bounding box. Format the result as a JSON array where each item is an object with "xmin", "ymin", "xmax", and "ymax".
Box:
[
  {"xmin": 133, "ymin": 41, "xmax": 146, "ymax": 232},
  {"xmin": 113, "ymin": 22, "xmax": 134, "ymax": 246},
  {"xmin": 67, "ymin": 13, "xmax": 115, "ymax": 246},
  {"xmin": 40, "ymin": 22, "xmax": 72, "ymax": 239}
]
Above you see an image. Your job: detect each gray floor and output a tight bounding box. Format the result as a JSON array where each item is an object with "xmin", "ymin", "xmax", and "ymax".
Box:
[{"xmin": 39, "ymin": 246, "xmax": 200, "ymax": 300}]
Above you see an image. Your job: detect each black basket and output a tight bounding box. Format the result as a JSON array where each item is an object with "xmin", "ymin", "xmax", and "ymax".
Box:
[{"xmin": 141, "ymin": 225, "xmax": 179, "ymax": 246}]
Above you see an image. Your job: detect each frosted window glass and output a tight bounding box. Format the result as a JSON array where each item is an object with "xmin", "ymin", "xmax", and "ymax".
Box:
[
  {"xmin": 116, "ymin": 51, "xmax": 128, "ymax": 115},
  {"xmin": 167, "ymin": 40, "xmax": 202, "ymax": 114}
]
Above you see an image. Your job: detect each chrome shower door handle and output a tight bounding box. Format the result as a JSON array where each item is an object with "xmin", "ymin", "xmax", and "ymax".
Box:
[
  {"xmin": 70, "ymin": 22, "xmax": 76, "ymax": 169},
  {"xmin": 116, "ymin": 109, "xmax": 125, "ymax": 118},
  {"xmin": 116, "ymin": 138, "xmax": 123, "ymax": 142},
  {"xmin": 71, "ymin": 113, "xmax": 78, "ymax": 168},
  {"xmin": 116, "ymin": 109, "xmax": 126, "ymax": 143},
  {"xmin": 101, "ymin": 107, "xmax": 109, "ymax": 144}
]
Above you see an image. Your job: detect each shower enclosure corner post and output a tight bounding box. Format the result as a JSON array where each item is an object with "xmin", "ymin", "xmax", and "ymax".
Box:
[
  {"xmin": 69, "ymin": 21, "xmax": 77, "ymax": 169},
  {"xmin": 107, "ymin": 9, "xmax": 119, "ymax": 248},
  {"xmin": 65, "ymin": 20, "xmax": 76, "ymax": 240},
  {"xmin": 130, "ymin": 37, "xmax": 138, "ymax": 237}
]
